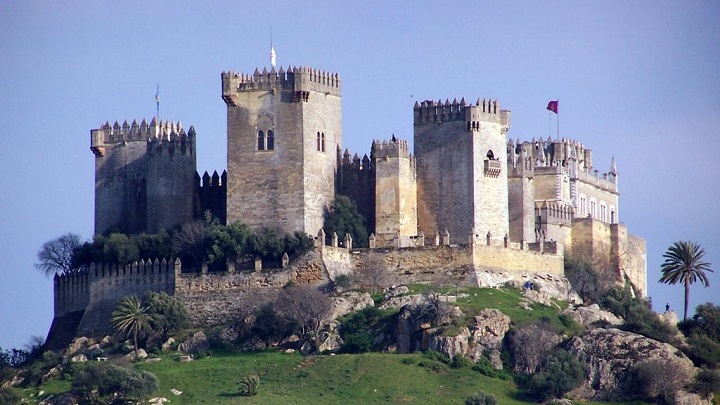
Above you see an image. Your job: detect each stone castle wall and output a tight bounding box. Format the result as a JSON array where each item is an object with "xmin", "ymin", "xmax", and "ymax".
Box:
[
  {"xmin": 373, "ymin": 139, "xmax": 417, "ymax": 246},
  {"xmin": 91, "ymin": 120, "xmax": 196, "ymax": 234},
  {"xmin": 223, "ymin": 68, "xmax": 341, "ymax": 235}
]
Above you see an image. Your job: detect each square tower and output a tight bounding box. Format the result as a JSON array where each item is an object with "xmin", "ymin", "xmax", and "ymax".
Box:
[
  {"xmin": 222, "ymin": 66, "xmax": 341, "ymax": 235},
  {"xmin": 414, "ymin": 98, "xmax": 511, "ymax": 244}
]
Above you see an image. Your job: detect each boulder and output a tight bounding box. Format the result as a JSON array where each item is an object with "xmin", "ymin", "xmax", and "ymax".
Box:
[
  {"xmin": 2, "ymin": 375, "xmax": 24, "ymax": 388},
  {"xmin": 178, "ymin": 331, "xmax": 210, "ymax": 354},
  {"xmin": 561, "ymin": 304, "xmax": 622, "ymax": 327},
  {"xmin": 122, "ymin": 349, "xmax": 147, "ymax": 361},
  {"xmin": 383, "ymin": 285, "xmax": 409, "ymax": 300},
  {"xmin": 161, "ymin": 337, "xmax": 176, "ymax": 351},
  {"xmin": 327, "ymin": 291, "xmax": 375, "ymax": 321},
  {"xmin": 299, "ymin": 340, "xmax": 315, "ymax": 355},
  {"xmin": 280, "ymin": 334, "xmax": 302, "ymax": 350},
  {"xmin": 476, "ymin": 271, "xmax": 582, "ymax": 305},
  {"xmin": 317, "ymin": 324, "xmax": 343, "ymax": 353},
  {"xmin": 85, "ymin": 344, "xmax": 104, "ymax": 359},
  {"xmin": 70, "ymin": 354, "xmax": 87, "ymax": 363},
  {"xmin": 567, "ymin": 328, "xmax": 696, "ymax": 402},
  {"xmin": 428, "ymin": 327, "xmax": 470, "ymax": 359},
  {"xmin": 380, "ymin": 294, "xmax": 431, "ymax": 311},
  {"xmin": 468, "ymin": 308, "xmax": 511, "ymax": 368},
  {"xmin": 41, "ymin": 365, "xmax": 62, "ymax": 384}
]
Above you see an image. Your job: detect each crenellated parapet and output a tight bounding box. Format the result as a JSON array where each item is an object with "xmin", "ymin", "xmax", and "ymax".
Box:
[
  {"xmin": 222, "ymin": 66, "xmax": 341, "ymax": 106},
  {"xmin": 413, "ymin": 98, "xmax": 511, "ymax": 132},
  {"xmin": 90, "ymin": 118, "xmax": 195, "ymax": 157},
  {"xmin": 196, "ymin": 170, "xmax": 227, "ymax": 224},
  {"xmin": 372, "ymin": 138, "xmax": 413, "ymax": 161}
]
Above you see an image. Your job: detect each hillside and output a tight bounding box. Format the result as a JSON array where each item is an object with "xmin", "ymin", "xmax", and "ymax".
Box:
[{"xmin": 5, "ymin": 282, "xmax": 714, "ymax": 404}]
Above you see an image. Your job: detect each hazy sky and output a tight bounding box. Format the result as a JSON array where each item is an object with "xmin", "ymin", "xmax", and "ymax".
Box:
[{"xmin": 1, "ymin": 1, "xmax": 719, "ymax": 350}]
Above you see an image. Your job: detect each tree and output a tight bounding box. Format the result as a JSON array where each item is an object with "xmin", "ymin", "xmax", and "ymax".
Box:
[
  {"xmin": 324, "ymin": 195, "xmax": 368, "ymax": 248},
  {"xmin": 658, "ymin": 241, "xmax": 713, "ymax": 320},
  {"xmin": 111, "ymin": 296, "xmax": 152, "ymax": 360},
  {"xmin": 276, "ymin": 285, "xmax": 332, "ymax": 340},
  {"xmin": 143, "ymin": 291, "xmax": 189, "ymax": 342},
  {"xmin": 173, "ymin": 219, "xmax": 210, "ymax": 270},
  {"xmin": 35, "ymin": 233, "xmax": 82, "ymax": 276},
  {"xmin": 356, "ymin": 253, "xmax": 390, "ymax": 294},
  {"xmin": 526, "ymin": 350, "xmax": 585, "ymax": 401}
]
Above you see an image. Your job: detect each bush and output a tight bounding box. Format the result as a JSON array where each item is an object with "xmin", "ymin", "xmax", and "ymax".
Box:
[
  {"xmin": 239, "ymin": 375, "xmax": 260, "ymax": 396},
  {"xmin": 465, "ymin": 391, "xmax": 498, "ymax": 405},
  {"xmin": 625, "ymin": 358, "xmax": 693, "ymax": 405},
  {"xmin": 72, "ymin": 362, "xmax": 158, "ymax": 403},
  {"xmin": 692, "ymin": 367, "xmax": 720, "ymax": 400},
  {"xmin": 451, "ymin": 355, "xmax": 473, "ymax": 369},
  {"xmin": 684, "ymin": 333, "xmax": 720, "ymax": 367},
  {"xmin": 339, "ymin": 307, "xmax": 394, "ymax": 353},
  {"xmin": 471, "ymin": 357, "xmax": 512, "ymax": 380},
  {"xmin": 526, "ymin": 350, "xmax": 585, "ymax": 401},
  {"xmin": 0, "ymin": 387, "xmax": 21, "ymax": 404},
  {"xmin": 333, "ymin": 274, "xmax": 354, "ymax": 290},
  {"xmin": 601, "ymin": 286, "xmax": 679, "ymax": 344}
]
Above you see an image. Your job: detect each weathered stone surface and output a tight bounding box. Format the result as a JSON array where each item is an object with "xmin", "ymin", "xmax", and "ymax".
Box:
[
  {"xmin": 2, "ymin": 374, "xmax": 25, "ymax": 388},
  {"xmin": 561, "ymin": 304, "xmax": 622, "ymax": 327},
  {"xmin": 428, "ymin": 327, "xmax": 470, "ymax": 359},
  {"xmin": 468, "ymin": 308, "xmax": 511, "ymax": 368},
  {"xmin": 42, "ymin": 365, "xmax": 63, "ymax": 384},
  {"xmin": 177, "ymin": 331, "xmax": 210, "ymax": 354},
  {"xmin": 122, "ymin": 349, "xmax": 147, "ymax": 361},
  {"xmin": 327, "ymin": 292, "xmax": 374, "ymax": 321},
  {"xmin": 161, "ymin": 337, "xmax": 176, "ymax": 351},
  {"xmin": 380, "ymin": 294, "xmax": 431, "ymax": 311},
  {"xmin": 70, "ymin": 354, "xmax": 87, "ymax": 363},
  {"xmin": 85, "ymin": 344, "xmax": 104, "ymax": 359},
  {"xmin": 476, "ymin": 271, "xmax": 581, "ymax": 305},
  {"xmin": 317, "ymin": 322, "xmax": 343, "ymax": 353},
  {"xmin": 383, "ymin": 285, "xmax": 409, "ymax": 300},
  {"xmin": 280, "ymin": 335, "xmax": 301, "ymax": 350},
  {"xmin": 567, "ymin": 328, "xmax": 695, "ymax": 401}
]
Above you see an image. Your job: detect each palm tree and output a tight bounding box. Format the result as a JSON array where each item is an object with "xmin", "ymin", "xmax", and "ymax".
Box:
[
  {"xmin": 111, "ymin": 295, "xmax": 153, "ymax": 360},
  {"xmin": 659, "ymin": 241, "xmax": 713, "ymax": 321}
]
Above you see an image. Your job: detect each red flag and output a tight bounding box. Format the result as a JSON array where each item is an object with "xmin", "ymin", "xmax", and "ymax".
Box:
[{"xmin": 546, "ymin": 100, "xmax": 558, "ymax": 114}]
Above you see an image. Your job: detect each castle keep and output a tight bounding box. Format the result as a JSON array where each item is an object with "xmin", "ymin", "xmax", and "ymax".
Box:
[{"xmin": 49, "ymin": 63, "xmax": 646, "ymax": 343}]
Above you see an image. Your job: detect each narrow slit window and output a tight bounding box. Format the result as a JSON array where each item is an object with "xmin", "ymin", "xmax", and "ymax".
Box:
[
  {"xmin": 267, "ymin": 130, "xmax": 274, "ymax": 150},
  {"xmin": 257, "ymin": 130, "xmax": 265, "ymax": 150}
]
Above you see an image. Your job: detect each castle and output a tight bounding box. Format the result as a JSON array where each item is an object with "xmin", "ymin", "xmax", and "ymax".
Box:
[{"xmin": 47, "ymin": 64, "xmax": 646, "ymax": 344}]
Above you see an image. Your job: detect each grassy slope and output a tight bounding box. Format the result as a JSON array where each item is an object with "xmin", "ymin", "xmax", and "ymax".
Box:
[{"xmin": 12, "ymin": 287, "xmax": 652, "ymax": 404}]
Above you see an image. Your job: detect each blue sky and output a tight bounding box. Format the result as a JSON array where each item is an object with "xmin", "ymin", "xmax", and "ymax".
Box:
[{"xmin": 1, "ymin": 1, "xmax": 718, "ymax": 350}]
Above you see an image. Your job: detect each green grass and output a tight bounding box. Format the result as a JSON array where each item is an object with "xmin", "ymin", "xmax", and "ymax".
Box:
[
  {"xmin": 407, "ymin": 285, "xmax": 571, "ymax": 334},
  {"xmin": 11, "ymin": 349, "xmax": 653, "ymax": 405},
  {"xmin": 134, "ymin": 350, "xmax": 528, "ymax": 404}
]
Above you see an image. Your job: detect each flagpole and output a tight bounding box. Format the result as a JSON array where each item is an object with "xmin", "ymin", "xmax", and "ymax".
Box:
[{"xmin": 155, "ymin": 83, "xmax": 160, "ymax": 122}]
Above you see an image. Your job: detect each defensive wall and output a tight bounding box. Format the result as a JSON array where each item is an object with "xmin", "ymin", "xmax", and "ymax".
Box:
[{"xmin": 48, "ymin": 229, "xmax": 564, "ymax": 344}]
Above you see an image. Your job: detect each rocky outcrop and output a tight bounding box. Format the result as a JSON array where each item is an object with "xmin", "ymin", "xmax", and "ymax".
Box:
[
  {"xmin": 178, "ymin": 331, "xmax": 210, "ymax": 354},
  {"xmin": 316, "ymin": 322, "xmax": 343, "ymax": 353},
  {"xmin": 567, "ymin": 328, "xmax": 696, "ymax": 402},
  {"xmin": 327, "ymin": 292, "xmax": 374, "ymax": 321},
  {"xmin": 467, "ymin": 309, "xmax": 511, "ymax": 368},
  {"xmin": 561, "ymin": 304, "xmax": 622, "ymax": 327},
  {"xmin": 383, "ymin": 285, "xmax": 409, "ymax": 300},
  {"xmin": 476, "ymin": 271, "xmax": 582, "ymax": 305},
  {"xmin": 428, "ymin": 327, "xmax": 470, "ymax": 358}
]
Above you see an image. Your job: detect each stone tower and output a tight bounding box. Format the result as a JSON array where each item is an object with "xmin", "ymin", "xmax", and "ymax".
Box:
[
  {"xmin": 221, "ymin": 66, "xmax": 341, "ymax": 235},
  {"xmin": 414, "ymin": 98, "xmax": 511, "ymax": 244},
  {"xmin": 372, "ymin": 138, "xmax": 417, "ymax": 247},
  {"xmin": 90, "ymin": 119, "xmax": 197, "ymax": 234}
]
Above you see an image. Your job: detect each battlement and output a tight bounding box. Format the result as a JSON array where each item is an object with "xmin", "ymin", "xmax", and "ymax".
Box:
[
  {"xmin": 535, "ymin": 200, "xmax": 574, "ymax": 222},
  {"xmin": 372, "ymin": 138, "xmax": 413, "ymax": 160},
  {"xmin": 90, "ymin": 118, "xmax": 195, "ymax": 157},
  {"xmin": 413, "ymin": 98, "xmax": 511, "ymax": 130},
  {"xmin": 222, "ymin": 66, "xmax": 341, "ymax": 105}
]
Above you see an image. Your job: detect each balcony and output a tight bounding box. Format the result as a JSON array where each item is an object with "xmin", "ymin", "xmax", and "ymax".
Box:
[{"xmin": 484, "ymin": 159, "xmax": 502, "ymax": 177}]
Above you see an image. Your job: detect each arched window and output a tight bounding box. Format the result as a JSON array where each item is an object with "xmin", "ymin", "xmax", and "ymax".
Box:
[
  {"xmin": 257, "ymin": 130, "xmax": 265, "ymax": 150},
  {"xmin": 487, "ymin": 150, "xmax": 495, "ymax": 160},
  {"xmin": 267, "ymin": 130, "xmax": 274, "ymax": 150},
  {"xmin": 321, "ymin": 132, "xmax": 326, "ymax": 152}
]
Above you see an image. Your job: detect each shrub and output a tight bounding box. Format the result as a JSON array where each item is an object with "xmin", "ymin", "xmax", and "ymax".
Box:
[
  {"xmin": 0, "ymin": 387, "xmax": 21, "ymax": 404},
  {"xmin": 465, "ymin": 391, "xmax": 498, "ymax": 405},
  {"xmin": 471, "ymin": 357, "xmax": 512, "ymax": 380},
  {"xmin": 339, "ymin": 307, "xmax": 394, "ymax": 353},
  {"xmin": 451, "ymin": 355, "xmax": 473, "ymax": 369},
  {"xmin": 625, "ymin": 358, "xmax": 693, "ymax": 405},
  {"xmin": 692, "ymin": 367, "xmax": 720, "ymax": 400},
  {"xmin": 239, "ymin": 375, "xmax": 260, "ymax": 396},
  {"xmin": 72, "ymin": 362, "xmax": 158, "ymax": 403},
  {"xmin": 526, "ymin": 350, "xmax": 585, "ymax": 401},
  {"xmin": 684, "ymin": 333, "xmax": 720, "ymax": 367},
  {"xmin": 333, "ymin": 274, "xmax": 353, "ymax": 290}
]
